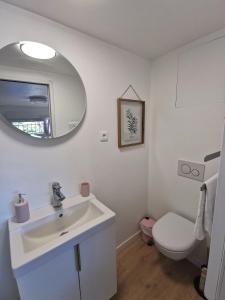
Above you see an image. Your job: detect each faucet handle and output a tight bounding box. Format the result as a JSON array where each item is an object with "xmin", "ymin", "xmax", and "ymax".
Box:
[
  {"xmin": 51, "ymin": 182, "xmax": 65, "ymax": 208},
  {"xmin": 52, "ymin": 182, "xmax": 61, "ymax": 190},
  {"xmin": 18, "ymin": 193, "xmax": 26, "ymax": 203}
]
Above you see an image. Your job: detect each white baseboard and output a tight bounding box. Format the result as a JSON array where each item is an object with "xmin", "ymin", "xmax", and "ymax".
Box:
[{"xmin": 117, "ymin": 231, "xmax": 141, "ymax": 251}]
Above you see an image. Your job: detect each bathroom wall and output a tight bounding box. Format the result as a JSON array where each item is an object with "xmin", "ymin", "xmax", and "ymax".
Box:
[
  {"xmin": 0, "ymin": 2, "xmax": 150, "ymax": 299},
  {"xmin": 148, "ymin": 29, "xmax": 225, "ymax": 221}
]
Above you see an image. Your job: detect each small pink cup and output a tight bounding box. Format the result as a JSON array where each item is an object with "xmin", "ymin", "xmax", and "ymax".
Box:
[{"xmin": 80, "ymin": 182, "xmax": 90, "ymax": 197}]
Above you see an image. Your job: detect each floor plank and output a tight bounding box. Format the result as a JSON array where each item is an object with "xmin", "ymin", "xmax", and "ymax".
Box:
[{"xmin": 112, "ymin": 236, "xmax": 202, "ymax": 300}]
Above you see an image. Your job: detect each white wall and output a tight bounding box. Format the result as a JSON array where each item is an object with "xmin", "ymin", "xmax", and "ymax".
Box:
[
  {"xmin": 0, "ymin": 2, "xmax": 151, "ymax": 299},
  {"xmin": 148, "ymin": 30, "xmax": 225, "ymax": 221}
]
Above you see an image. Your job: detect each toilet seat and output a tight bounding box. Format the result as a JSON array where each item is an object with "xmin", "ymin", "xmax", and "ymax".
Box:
[{"xmin": 152, "ymin": 212, "xmax": 197, "ymax": 260}]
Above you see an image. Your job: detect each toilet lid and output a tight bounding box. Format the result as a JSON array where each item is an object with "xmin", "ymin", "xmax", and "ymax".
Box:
[{"xmin": 152, "ymin": 212, "xmax": 196, "ymax": 252}]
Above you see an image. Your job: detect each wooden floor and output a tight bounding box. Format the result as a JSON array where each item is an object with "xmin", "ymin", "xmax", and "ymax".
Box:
[{"xmin": 112, "ymin": 236, "xmax": 202, "ymax": 300}]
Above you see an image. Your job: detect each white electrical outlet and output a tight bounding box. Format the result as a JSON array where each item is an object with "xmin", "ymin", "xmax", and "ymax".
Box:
[
  {"xmin": 99, "ymin": 130, "xmax": 108, "ymax": 142},
  {"xmin": 178, "ymin": 160, "xmax": 205, "ymax": 182}
]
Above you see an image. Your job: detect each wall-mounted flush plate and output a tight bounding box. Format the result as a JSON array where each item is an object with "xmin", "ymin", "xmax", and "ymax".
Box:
[{"xmin": 178, "ymin": 160, "xmax": 205, "ymax": 182}]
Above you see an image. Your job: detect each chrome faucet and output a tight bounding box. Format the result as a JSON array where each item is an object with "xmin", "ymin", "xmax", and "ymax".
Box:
[{"xmin": 52, "ymin": 182, "xmax": 65, "ymax": 208}]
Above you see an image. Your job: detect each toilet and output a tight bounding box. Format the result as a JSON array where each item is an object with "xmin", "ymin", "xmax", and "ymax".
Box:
[{"xmin": 152, "ymin": 212, "xmax": 197, "ymax": 261}]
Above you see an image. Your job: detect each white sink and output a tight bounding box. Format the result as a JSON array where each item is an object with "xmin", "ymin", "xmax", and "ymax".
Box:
[
  {"xmin": 8, "ymin": 194, "xmax": 115, "ymax": 276},
  {"xmin": 22, "ymin": 201, "xmax": 103, "ymax": 252}
]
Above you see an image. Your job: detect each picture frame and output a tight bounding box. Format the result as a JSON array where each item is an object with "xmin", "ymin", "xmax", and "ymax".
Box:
[{"xmin": 117, "ymin": 98, "xmax": 145, "ymax": 148}]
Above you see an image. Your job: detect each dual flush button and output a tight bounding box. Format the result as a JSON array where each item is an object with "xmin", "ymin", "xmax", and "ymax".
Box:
[{"xmin": 178, "ymin": 160, "xmax": 205, "ymax": 182}]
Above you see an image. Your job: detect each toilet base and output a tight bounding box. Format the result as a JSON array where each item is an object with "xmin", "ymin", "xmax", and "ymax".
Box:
[{"xmin": 154, "ymin": 240, "xmax": 194, "ymax": 261}]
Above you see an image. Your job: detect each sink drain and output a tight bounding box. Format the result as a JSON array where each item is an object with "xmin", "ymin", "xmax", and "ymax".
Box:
[{"xmin": 59, "ymin": 231, "xmax": 69, "ymax": 237}]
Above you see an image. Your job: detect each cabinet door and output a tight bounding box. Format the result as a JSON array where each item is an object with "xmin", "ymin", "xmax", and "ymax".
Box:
[
  {"xmin": 79, "ymin": 223, "xmax": 117, "ymax": 300},
  {"xmin": 17, "ymin": 247, "xmax": 81, "ymax": 300}
]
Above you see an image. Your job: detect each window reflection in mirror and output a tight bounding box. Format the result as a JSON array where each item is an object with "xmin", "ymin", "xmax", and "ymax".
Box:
[{"xmin": 0, "ymin": 79, "xmax": 52, "ymax": 138}]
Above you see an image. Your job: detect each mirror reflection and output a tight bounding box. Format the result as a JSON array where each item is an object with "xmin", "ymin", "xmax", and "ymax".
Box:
[{"xmin": 0, "ymin": 42, "xmax": 86, "ymax": 139}]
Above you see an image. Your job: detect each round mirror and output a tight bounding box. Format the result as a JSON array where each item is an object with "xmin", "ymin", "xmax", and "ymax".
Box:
[{"xmin": 0, "ymin": 41, "xmax": 86, "ymax": 139}]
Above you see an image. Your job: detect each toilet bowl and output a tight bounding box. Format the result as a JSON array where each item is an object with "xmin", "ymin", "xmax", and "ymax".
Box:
[{"xmin": 152, "ymin": 212, "xmax": 197, "ymax": 261}]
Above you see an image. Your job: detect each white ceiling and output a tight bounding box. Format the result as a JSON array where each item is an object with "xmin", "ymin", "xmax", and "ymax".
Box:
[{"xmin": 3, "ymin": 0, "xmax": 225, "ymax": 59}]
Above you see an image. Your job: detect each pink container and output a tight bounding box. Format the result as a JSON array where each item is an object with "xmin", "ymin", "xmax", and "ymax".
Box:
[
  {"xmin": 14, "ymin": 201, "xmax": 30, "ymax": 223},
  {"xmin": 80, "ymin": 182, "xmax": 90, "ymax": 197},
  {"xmin": 139, "ymin": 217, "xmax": 155, "ymax": 243},
  {"xmin": 142, "ymin": 232, "xmax": 151, "ymax": 243}
]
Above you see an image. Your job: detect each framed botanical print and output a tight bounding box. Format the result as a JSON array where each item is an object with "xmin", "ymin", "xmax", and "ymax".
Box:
[{"xmin": 117, "ymin": 98, "xmax": 145, "ymax": 148}]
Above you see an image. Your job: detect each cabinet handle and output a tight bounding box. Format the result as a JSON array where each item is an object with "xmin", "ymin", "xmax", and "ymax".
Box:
[{"xmin": 74, "ymin": 244, "xmax": 81, "ymax": 271}]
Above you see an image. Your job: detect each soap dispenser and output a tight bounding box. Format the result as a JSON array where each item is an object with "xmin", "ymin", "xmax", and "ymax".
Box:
[{"xmin": 14, "ymin": 193, "xmax": 30, "ymax": 223}]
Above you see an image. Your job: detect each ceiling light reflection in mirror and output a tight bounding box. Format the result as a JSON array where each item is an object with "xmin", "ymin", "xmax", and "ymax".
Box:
[{"xmin": 20, "ymin": 41, "xmax": 56, "ymax": 60}]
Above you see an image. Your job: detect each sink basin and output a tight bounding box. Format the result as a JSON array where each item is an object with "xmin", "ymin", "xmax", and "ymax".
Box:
[
  {"xmin": 8, "ymin": 194, "xmax": 115, "ymax": 276},
  {"xmin": 22, "ymin": 201, "xmax": 103, "ymax": 252}
]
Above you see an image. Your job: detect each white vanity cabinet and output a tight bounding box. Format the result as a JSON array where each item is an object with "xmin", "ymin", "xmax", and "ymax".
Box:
[
  {"xmin": 9, "ymin": 195, "xmax": 117, "ymax": 300},
  {"xmin": 17, "ymin": 224, "xmax": 117, "ymax": 300},
  {"xmin": 16, "ymin": 222, "xmax": 117, "ymax": 300}
]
